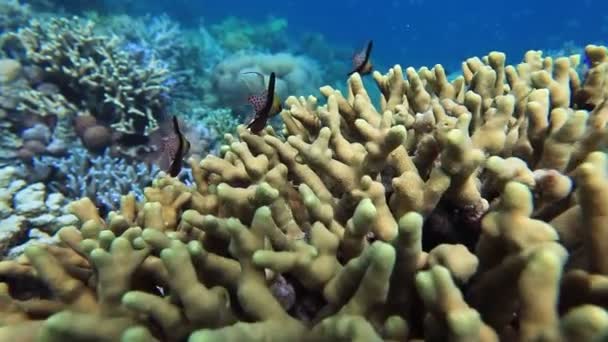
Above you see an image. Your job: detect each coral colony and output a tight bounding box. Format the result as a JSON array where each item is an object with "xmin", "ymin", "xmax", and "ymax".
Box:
[{"xmin": 1, "ymin": 1, "xmax": 608, "ymax": 341}]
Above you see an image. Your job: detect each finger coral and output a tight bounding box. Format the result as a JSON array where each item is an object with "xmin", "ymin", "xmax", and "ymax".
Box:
[{"xmin": 1, "ymin": 45, "xmax": 608, "ymax": 341}]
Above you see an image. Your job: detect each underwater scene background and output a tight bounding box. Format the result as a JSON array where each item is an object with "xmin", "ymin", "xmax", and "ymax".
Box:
[{"xmin": 1, "ymin": 0, "xmax": 608, "ymax": 340}]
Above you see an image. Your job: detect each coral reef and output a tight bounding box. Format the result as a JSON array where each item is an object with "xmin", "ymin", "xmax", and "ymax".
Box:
[
  {"xmin": 211, "ymin": 16, "xmax": 289, "ymax": 52},
  {"xmin": 88, "ymin": 13, "xmax": 235, "ymax": 141},
  {"xmin": 1, "ymin": 43, "xmax": 608, "ymax": 341},
  {"xmin": 0, "ymin": 166, "xmax": 77, "ymax": 257},
  {"xmin": 0, "ymin": 119, "xmax": 20, "ymax": 163},
  {"xmin": 0, "ymin": 0, "xmax": 30, "ymax": 33},
  {"xmin": 94, "ymin": 14, "xmax": 185, "ymax": 71},
  {"xmin": 212, "ymin": 52, "xmax": 322, "ymax": 112},
  {"xmin": 181, "ymin": 108, "xmax": 227, "ymax": 155},
  {"xmin": 90, "ymin": 13, "xmax": 193, "ymax": 94},
  {"xmin": 0, "ymin": 16, "xmax": 171, "ymax": 147},
  {"xmin": 0, "ymin": 56, "xmax": 76, "ymax": 162},
  {"xmin": 26, "ymin": 147, "xmax": 159, "ymax": 214}
]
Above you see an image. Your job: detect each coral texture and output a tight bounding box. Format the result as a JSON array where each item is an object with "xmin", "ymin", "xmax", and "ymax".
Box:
[
  {"xmin": 1, "ymin": 45, "xmax": 608, "ymax": 341},
  {"xmin": 0, "ymin": 0, "xmax": 30, "ymax": 33},
  {"xmin": 210, "ymin": 16, "xmax": 289, "ymax": 52},
  {"xmin": 1, "ymin": 17, "xmax": 170, "ymax": 137},
  {"xmin": 27, "ymin": 147, "xmax": 159, "ymax": 214},
  {"xmin": 0, "ymin": 166, "xmax": 77, "ymax": 257}
]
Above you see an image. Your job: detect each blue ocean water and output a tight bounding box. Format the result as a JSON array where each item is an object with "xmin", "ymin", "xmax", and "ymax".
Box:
[{"xmin": 106, "ymin": 0, "xmax": 607, "ymax": 72}]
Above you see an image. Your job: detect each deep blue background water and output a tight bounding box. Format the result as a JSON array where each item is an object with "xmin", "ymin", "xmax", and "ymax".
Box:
[{"xmin": 109, "ymin": 0, "xmax": 607, "ymax": 72}]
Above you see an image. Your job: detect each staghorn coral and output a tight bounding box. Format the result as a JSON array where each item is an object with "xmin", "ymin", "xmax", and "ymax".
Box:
[
  {"xmin": 91, "ymin": 13, "xmax": 229, "ymax": 114},
  {"xmin": 191, "ymin": 107, "xmax": 237, "ymax": 136},
  {"xmin": 0, "ymin": 59, "xmax": 25, "ymax": 162},
  {"xmin": 0, "ymin": 45, "xmax": 608, "ymax": 341},
  {"xmin": 26, "ymin": 147, "xmax": 159, "ymax": 214},
  {"xmin": 1, "ymin": 16, "xmax": 170, "ymax": 137},
  {"xmin": 92, "ymin": 13, "xmax": 185, "ymax": 69}
]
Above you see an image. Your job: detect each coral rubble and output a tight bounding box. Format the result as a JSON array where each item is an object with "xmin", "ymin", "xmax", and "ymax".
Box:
[
  {"xmin": 0, "ymin": 166, "xmax": 76, "ymax": 257},
  {"xmin": 1, "ymin": 44, "xmax": 608, "ymax": 341}
]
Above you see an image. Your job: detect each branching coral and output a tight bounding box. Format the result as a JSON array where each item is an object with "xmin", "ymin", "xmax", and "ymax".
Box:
[
  {"xmin": 1, "ymin": 45, "xmax": 608, "ymax": 341},
  {"xmin": 91, "ymin": 13, "xmax": 191, "ymax": 91},
  {"xmin": 94, "ymin": 13, "xmax": 185, "ymax": 69},
  {"xmin": 27, "ymin": 147, "xmax": 159, "ymax": 214},
  {"xmin": 184, "ymin": 106, "xmax": 233, "ymax": 151},
  {"xmin": 0, "ymin": 0, "xmax": 30, "ymax": 33},
  {"xmin": 1, "ymin": 16, "xmax": 170, "ymax": 137},
  {"xmin": 0, "ymin": 120, "xmax": 20, "ymax": 163},
  {"xmin": 87, "ymin": 13, "xmax": 230, "ymax": 138}
]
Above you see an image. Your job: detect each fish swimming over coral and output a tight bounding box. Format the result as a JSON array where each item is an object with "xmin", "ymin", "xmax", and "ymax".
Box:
[
  {"xmin": 348, "ymin": 40, "xmax": 373, "ymax": 76},
  {"xmin": 242, "ymin": 71, "xmax": 282, "ymax": 133},
  {"xmin": 152, "ymin": 116, "xmax": 191, "ymax": 177}
]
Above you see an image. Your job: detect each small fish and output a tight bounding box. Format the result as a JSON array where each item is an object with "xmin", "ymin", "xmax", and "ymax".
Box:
[
  {"xmin": 243, "ymin": 71, "xmax": 282, "ymax": 133},
  {"xmin": 154, "ymin": 116, "xmax": 191, "ymax": 177},
  {"xmin": 348, "ymin": 40, "xmax": 373, "ymax": 76}
]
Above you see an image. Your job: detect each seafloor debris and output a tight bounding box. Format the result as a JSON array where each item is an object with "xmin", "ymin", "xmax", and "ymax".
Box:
[{"xmin": 0, "ymin": 42, "xmax": 608, "ymax": 341}]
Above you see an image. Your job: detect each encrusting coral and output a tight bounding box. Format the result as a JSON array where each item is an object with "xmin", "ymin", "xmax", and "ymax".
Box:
[{"xmin": 1, "ymin": 44, "xmax": 608, "ymax": 341}]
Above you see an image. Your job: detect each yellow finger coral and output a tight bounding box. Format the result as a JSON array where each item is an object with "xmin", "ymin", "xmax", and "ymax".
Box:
[{"xmin": 1, "ymin": 44, "xmax": 608, "ymax": 341}]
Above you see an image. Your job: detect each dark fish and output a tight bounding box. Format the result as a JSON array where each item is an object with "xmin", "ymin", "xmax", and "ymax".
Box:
[
  {"xmin": 243, "ymin": 71, "xmax": 282, "ymax": 133},
  {"xmin": 348, "ymin": 40, "xmax": 373, "ymax": 76},
  {"xmin": 155, "ymin": 116, "xmax": 191, "ymax": 177}
]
